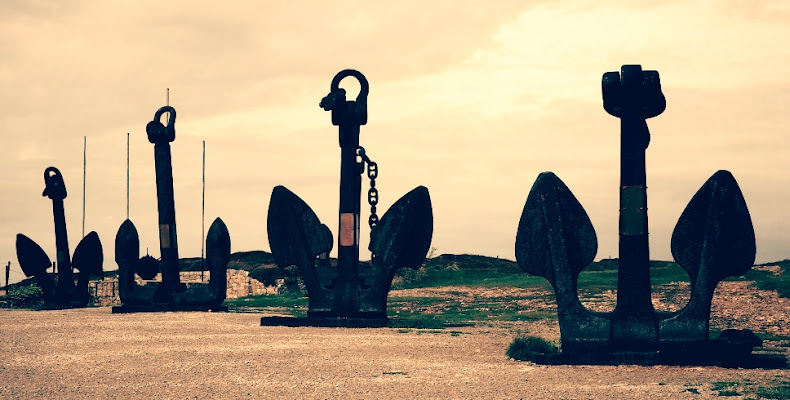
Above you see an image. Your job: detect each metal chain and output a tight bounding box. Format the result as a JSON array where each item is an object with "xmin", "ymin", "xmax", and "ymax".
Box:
[
  {"xmin": 356, "ymin": 146, "xmax": 379, "ymax": 229},
  {"xmin": 357, "ymin": 146, "xmax": 379, "ymax": 263}
]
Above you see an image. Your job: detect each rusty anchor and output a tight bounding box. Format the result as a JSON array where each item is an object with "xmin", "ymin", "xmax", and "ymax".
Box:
[
  {"xmin": 16, "ymin": 167, "xmax": 103, "ymax": 308},
  {"xmin": 112, "ymin": 106, "xmax": 230, "ymax": 312},
  {"xmin": 516, "ymin": 65, "xmax": 765, "ymax": 365},
  {"xmin": 264, "ymin": 69, "xmax": 433, "ymax": 325}
]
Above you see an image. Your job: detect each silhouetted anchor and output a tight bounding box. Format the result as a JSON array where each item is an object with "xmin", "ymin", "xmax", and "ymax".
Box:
[
  {"xmin": 16, "ymin": 167, "xmax": 103, "ymax": 308},
  {"xmin": 265, "ymin": 69, "xmax": 433, "ymax": 324},
  {"xmin": 112, "ymin": 106, "xmax": 230, "ymax": 312},
  {"xmin": 516, "ymin": 65, "xmax": 759, "ymax": 364}
]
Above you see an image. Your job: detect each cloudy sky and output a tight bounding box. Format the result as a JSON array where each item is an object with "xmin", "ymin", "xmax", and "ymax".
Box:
[{"xmin": 2, "ymin": 0, "xmax": 788, "ymax": 283}]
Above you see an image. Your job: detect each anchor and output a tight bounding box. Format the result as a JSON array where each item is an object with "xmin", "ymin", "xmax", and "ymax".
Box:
[
  {"xmin": 516, "ymin": 65, "xmax": 766, "ymax": 365},
  {"xmin": 16, "ymin": 167, "xmax": 103, "ymax": 308},
  {"xmin": 264, "ymin": 69, "xmax": 433, "ymax": 326},
  {"xmin": 112, "ymin": 106, "xmax": 230, "ymax": 312}
]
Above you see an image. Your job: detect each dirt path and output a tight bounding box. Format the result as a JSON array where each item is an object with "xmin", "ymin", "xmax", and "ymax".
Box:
[{"xmin": 0, "ymin": 308, "xmax": 787, "ymax": 399}]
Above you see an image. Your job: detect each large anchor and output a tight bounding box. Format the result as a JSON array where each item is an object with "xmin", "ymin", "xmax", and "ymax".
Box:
[
  {"xmin": 265, "ymin": 69, "xmax": 433, "ymax": 324},
  {"xmin": 516, "ymin": 65, "xmax": 758, "ymax": 362},
  {"xmin": 112, "ymin": 106, "xmax": 230, "ymax": 312},
  {"xmin": 16, "ymin": 167, "xmax": 103, "ymax": 308}
]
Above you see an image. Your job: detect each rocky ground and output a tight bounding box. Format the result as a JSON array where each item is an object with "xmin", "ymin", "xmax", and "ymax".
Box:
[
  {"xmin": 391, "ymin": 280, "xmax": 790, "ymax": 344},
  {"xmin": 0, "ymin": 280, "xmax": 788, "ymax": 399}
]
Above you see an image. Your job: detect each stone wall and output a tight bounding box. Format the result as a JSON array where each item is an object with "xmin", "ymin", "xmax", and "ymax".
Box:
[{"xmin": 89, "ymin": 269, "xmax": 278, "ymax": 306}]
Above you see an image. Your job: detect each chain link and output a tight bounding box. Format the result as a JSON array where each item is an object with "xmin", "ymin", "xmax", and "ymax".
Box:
[{"xmin": 357, "ymin": 146, "xmax": 379, "ymax": 263}]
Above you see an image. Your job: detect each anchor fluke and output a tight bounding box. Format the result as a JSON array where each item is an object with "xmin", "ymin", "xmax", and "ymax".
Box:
[
  {"xmin": 515, "ymin": 172, "xmax": 597, "ymax": 281},
  {"xmin": 671, "ymin": 170, "xmax": 756, "ymax": 284},
  {"xmin": 267, "ymin": 185, "xmax": 332, "ymax": 268},
  {"xmin": 369, "ymin": 186, "xmax": 433, "ymax": 269},
  {"xmin": 72, "ymin": 231, "xmax": 103, "ymax": 276},
  {"xmin": 16, "ymin": 234, "xmax": 51, "ymax": 278}
]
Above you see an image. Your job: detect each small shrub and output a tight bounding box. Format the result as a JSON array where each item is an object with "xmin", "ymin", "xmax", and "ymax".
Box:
[
  {"xmin": 249, "ymin": 265, "xmax": 282, "ymax": 287},
  {"xmin": 506, "ymin": 336, "xmax": 558, "ymax": 361},
  {"xmin": 277, "ymin": 266, "xmax": 306, "ymax": 295},
  {"xmin": 391, "ymin": 267, "xmax": 428, "ymax": 289},
  {"xmin": 1, "ymin": 284, "xmax": 44, "ymax": 309}
]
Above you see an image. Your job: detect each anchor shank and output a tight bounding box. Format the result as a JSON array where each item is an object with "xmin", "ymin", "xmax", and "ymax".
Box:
[
  {"xmin": 612, "ymin": 116, "xmax": 658, "ymax": 350},
  {"xmin": 153, "ymin": 141, "xmax": 181, "ymax": 290},
  {"xmin": 335, "ymin": 123, "xmax": 361, "ymax": 314},
  {"xmin": 51, "ymin": 198, "xmax": 74, "ymax": 297}
]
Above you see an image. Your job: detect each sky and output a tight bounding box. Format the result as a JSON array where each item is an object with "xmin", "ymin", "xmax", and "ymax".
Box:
[{"xmin": 1, "ymin": 0, "xmax": 789, "ymax": 284}]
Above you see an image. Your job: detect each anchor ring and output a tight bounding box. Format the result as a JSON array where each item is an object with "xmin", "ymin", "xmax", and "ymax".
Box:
[
  {"xmin": 42, "ymin": 166, "xmax": 67, "ymax": 200},
  {"xmin": 147, "ymin": 106, "xmax": 177, "ymax": 143}
]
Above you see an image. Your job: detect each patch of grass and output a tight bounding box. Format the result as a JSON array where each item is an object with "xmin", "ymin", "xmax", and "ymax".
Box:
[
  {"xmin": 754, "ymin": 333, "xmax": 790, "ymax": 342},
  {"xmin": 711, "ymin": 382, "xmax": 740, "ymax": 391},
  {"xmin": 392, "ymin": 254, "xmax": 550, "ymax": 289},
  {"xmin": 710, "ymin": 382, "xmax": 742, "ymax": 397},
  {"xmin": 388, "ymin": 296, "xmax": 556, "ymax": 325},
  {"xmin": 650, "ymin": 263, "xmax": 693, "ymax": 285},
  {"xmin": 578, "ymin": 262, "xmax": 690, "ymax": 293},
  {"xmin": 415, "ymin": 329, "xmax": 444, "ymax": 335},
  {"xmin": 748, "ymin": 263, "xmax": 789, "ymax": 298},
  {"xmin": 394, "ymin": 254, "xmax": 692, "ymax": 293},
  {"xmin": 387, "ymin": 316, "xmax": 444, "ymax": 329},
  {"xmin": 224, "ymin": 293, "xmax": 308, "ymax": 314},
  {"xmin": 756, "ymin": 382, "xmax": 790, "ymax": 399},
  {"xmin": 506, "ymin": 336, "xmax": 558, "ymax": 361},
  {"xmin": 682, "ymin": 388, "xmax": 700, "ymax": 394}
]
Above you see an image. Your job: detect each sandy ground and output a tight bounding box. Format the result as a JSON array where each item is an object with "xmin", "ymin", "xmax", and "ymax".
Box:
[{"xmin": 0, "ymin": 306, "xmax": 787, "ymax": 399}]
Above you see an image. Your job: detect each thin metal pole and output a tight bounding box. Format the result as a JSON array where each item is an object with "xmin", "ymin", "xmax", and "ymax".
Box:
[
  {"xmin": 82, "ymin": 136, "xmax": 86, "ymax": 238},
  {"xmin": 201, "ymin": 140, "xmax": 206, "ymax": 276},
  {"xmin": 127, "ymin": 132, "xmax": 130, "ymax": 220},
  {"xmin": 5, "ymin": 261, "xmax": 9, "ymax": 289}
]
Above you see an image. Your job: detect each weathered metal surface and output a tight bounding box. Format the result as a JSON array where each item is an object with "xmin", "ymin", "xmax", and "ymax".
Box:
[
  {"xmin": 267, "ymin": 185, "xmax": 333, "ymax": 315},
  {"xmin": 205, "ymin": 218, "xmax": 231, "ymax": 306},
  {"xmin": 515, "ymin": 172, "xmax": 608, "ymax": 353},
  {"xmin": 516, "ymin": 65, "xmax": 763, "ymax": 365},
  {"xmin": 15, "ymin": 167, "xmax": 104, "ymax": 308},
  {"xmin": 15, "ymin": 233, "xmax": 55, "ymax": 299},
  {"xmin": 145, "ymin": 106, "xmax": 182, "ymax": 297},
  {"xmin": 660, "ymin": 170, "xmax": 756, "ymax": 351},
  {"xmin": 265, "ymin": 69, "xmax": 433, "ymax": 322},
  {"xmin": 361, "ymin": 185, "xmax": 433, "ymax": 316},
  {"xmin": 71, "ymin": 231, "xmax": 104, "ymax": 304},
  {"xmin": 115, "ymin": 219, "xmax": 142, "ymax": 305},
  {"xmin": 369, "ymin": 186, "xmax": 433, "ymax": 270},
  {"xmin": 43, "ymin": 167, "xmax": 76, "ymax": 301},
  {"xmin": 112, "ymin": 106, "xmax": 230, "ymax": 312},
  {"xmin": 605, "ymin": 65, "xmax": 665, "ymax": 351}
]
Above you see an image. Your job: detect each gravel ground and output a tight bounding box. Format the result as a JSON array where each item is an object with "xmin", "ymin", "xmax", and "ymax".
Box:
[{"xmin": 1, "ymin": 305, "xmax": 787, "ymax": 399}]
